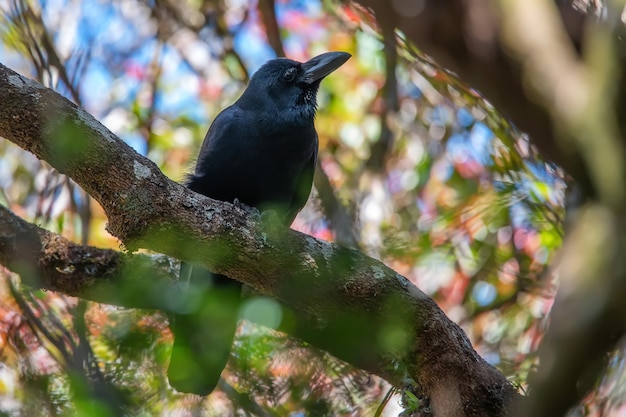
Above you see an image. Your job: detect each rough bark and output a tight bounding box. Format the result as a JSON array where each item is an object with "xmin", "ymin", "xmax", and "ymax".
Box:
[{"xmin": 0, "ymin": 63, "xmax": 519, "ymax": 416}]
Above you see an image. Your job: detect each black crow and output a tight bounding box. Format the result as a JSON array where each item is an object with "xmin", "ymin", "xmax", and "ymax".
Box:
[{"xmin": 168, "ymin": 51, "xmax": 351, "ymax": 395}]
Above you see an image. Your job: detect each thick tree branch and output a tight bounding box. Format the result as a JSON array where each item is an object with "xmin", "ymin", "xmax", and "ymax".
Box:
[{"xmin": 0, "ymin": 63, "xmax": 519, "ymax": 416}]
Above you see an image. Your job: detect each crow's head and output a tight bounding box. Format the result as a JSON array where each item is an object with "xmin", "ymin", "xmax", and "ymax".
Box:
[{"xmin": 238, "ymin": 52, "xmax": 351, "ymax": 123}]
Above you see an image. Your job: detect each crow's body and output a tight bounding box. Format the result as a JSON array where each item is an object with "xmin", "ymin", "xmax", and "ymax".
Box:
[
  {"xmin": 167, "ymin": 52, "xmax": 350, "ymax": 395},
  {"xmin": 188, "ymin": 106, "xmax": 317, "ymax": 223}
]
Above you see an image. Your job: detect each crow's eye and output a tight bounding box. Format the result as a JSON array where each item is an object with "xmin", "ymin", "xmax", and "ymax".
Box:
[{"xmin": 281, "ymin": 67, "xmax": 297, "ymax": 83}]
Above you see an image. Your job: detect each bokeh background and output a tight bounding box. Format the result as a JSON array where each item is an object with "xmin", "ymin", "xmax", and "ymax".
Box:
[{"xmin": 1, "ymin": 0, "xmax": 619, "ymax": 416}]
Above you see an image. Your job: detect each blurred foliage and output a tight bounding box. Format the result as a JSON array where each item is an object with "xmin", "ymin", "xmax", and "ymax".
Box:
[{"xmin": 2, "ymin": 0, "xmax": 622, "ymax": 416}]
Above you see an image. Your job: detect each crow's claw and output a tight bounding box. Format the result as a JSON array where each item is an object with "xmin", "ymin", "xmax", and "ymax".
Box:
[{"xmin": 233, "ymin": 198, "xmax": 261, "ymax": 218}]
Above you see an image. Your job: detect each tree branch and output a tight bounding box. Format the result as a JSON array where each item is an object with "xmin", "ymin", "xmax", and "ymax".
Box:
[
  {"xmin": 0, "ymin": 204, "xmax": 179, "ymax": 309},
  {"xmin": 0, "ymin": 62, "xmax": 519, "ymax": 416}
]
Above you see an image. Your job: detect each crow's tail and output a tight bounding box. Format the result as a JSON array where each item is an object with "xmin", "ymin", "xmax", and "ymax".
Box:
[{"xmin": 167, "ymin": 263, "xmax": 242, "ymax": 395}]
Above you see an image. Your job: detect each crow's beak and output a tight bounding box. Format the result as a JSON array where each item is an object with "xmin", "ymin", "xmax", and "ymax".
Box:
[{"xmin": 299, "ymin": 51, "xmax": 351, "ymax": 84}]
